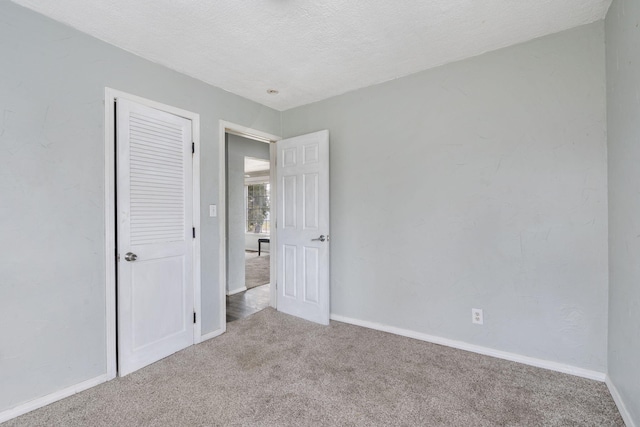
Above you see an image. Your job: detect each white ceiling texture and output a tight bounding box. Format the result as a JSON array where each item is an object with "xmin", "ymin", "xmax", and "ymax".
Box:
[{"xmin": 12, "ymin": 0, "xmax": 611, "ymax": 111}]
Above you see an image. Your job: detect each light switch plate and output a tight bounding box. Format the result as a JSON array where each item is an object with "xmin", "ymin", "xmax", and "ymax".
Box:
[{"xmin": 209, "ymin": 205, "xmax": 217, "ymax": 217}]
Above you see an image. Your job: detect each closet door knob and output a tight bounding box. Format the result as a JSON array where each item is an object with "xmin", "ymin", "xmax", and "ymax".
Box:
[{"xmin": 124, "ymin": 252, "xmax": 138, "ymax": 262}]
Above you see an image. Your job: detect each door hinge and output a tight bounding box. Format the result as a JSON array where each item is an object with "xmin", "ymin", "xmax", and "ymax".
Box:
[
  {"xmin": 192, "ymin": 227, "xmax": 196, "ymax": 238},
  {"xmin": 192, "ymin": 142, "xmax": 195, "ymax": 154},
  {"xmin": 193, "ymin": 312, "xmax": 196, "ymax": 324}
]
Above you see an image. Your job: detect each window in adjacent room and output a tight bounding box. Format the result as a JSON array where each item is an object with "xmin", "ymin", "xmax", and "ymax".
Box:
[{"xmin": 246, "ymin": 182, "xmax": 270, "ymax": 234}]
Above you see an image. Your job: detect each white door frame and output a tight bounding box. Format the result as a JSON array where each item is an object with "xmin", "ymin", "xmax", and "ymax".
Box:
[
  {"xmin": 104, "ymin": 88, "xmax": 201, "ymax": 379},
  {"xmin": 218, "ymin": 120, "xmax": 281, "ymax": 330}
]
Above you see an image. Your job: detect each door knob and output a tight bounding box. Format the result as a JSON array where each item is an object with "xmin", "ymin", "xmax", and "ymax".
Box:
[
  {"xmin": 124, "ymin": 252, "xmax": 138, "ymax": 262},
  {"xmin": 311, "ymin": 235, "xmax": 326, "ymax": 242}
]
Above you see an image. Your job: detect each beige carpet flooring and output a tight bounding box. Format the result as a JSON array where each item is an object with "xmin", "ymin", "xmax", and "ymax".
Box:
[
  {"xmin": 7, "ymin": 309, "xmax": 623, "ymax": 426},
  {"xmin": 245, "ymin": 252, "xmax": 270, "ymax": 289}
]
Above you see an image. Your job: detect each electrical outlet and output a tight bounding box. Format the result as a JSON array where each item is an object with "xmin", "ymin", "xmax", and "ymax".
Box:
[{"xmin": 472, "ymin": 308, "xmax": 483, "ymax": 325}]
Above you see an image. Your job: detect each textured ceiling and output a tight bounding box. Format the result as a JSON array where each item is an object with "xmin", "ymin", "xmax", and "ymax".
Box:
[{"xmin": 11, "ymin": 0, "xmax": 611, "ymax": 111}]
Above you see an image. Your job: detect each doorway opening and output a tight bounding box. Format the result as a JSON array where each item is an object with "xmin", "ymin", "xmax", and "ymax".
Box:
[
  {"xmin": 218, "ymin": 123, "xmax": 330, "ymax": 328},
  {"xmin": 220, "ymin": 126, "xmax": 279, "ymax": 325},
  {"xmin": 226, "ymin": 149, "xmax": 271, "ymax": 322}
]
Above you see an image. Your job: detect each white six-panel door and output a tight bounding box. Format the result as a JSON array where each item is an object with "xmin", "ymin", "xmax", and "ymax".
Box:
[
  {"xmin": 276, "ymin": 130, "xmax": 330, "ymax": 325},
  {"xmin": 116, "ymin": 98, "xmax": 194, "ymax": 376}
]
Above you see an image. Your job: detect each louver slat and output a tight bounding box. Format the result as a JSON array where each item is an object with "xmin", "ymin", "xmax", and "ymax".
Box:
[{"xmin": 129, "ymin": 113, "xmax": 185, "ymax": 245}]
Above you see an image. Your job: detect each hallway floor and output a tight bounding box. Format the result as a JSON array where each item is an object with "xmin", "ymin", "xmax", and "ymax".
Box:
[{"xmin": 226, "ymin": 284, "xmax": 270, "ymax": 323}]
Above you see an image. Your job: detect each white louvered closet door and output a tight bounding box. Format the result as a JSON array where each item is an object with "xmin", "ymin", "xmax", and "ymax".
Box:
[{"xmin": 116, "ymin": 98, "xmax": 194, "ymax": 377}]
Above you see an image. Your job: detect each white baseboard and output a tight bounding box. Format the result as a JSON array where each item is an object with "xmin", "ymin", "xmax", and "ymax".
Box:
[
  {"xmin": 330, "ymin": 314, "xmax": 606, "ymax": 382},
  {"xmin": 199, "ymin": 326, "xmax": 226, "ymax": 343},
  {"xmin": 226, "ymin": 286, "xmax": 247, "ymax": 296},
  {"xmin": 606, "ymin": 375, "xmax": 637, "ymax": 427},
  {"xmin": 0, "ymin": 374, "xmax": 109, "ymax": 424}
]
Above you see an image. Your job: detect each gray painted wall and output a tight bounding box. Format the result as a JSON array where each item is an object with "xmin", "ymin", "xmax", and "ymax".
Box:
[
  {"xmin": 0, "ymin": 2, "xmax": 279, "ymax": 413},
  {"xmin": 605, "ymin": 0, "xmax": 640, "ymax": 423},
  {"xmin": 226, "ymin": 134, "xmax": 270, "ymax": 294},
  {"xmin": 283, "ymin": 22, "xmax": 608, "ymax": 371},
  {"xmin": 0, "ymin": 0, "xmax": 625, "ymax": 420}
]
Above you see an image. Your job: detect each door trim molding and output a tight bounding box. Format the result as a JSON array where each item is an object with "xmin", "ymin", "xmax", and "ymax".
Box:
[
  {"xmin": 218, "ymin": 120, "xmax": 280, "ymax": 331},
  {"xmin": 104, "ymin": 88, "xmax": 202, "ymax": 378}
]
